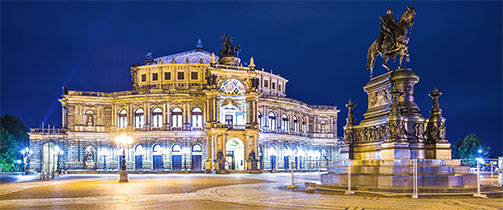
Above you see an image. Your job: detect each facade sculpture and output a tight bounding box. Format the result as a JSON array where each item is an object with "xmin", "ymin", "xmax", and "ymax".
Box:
[{"xmin": 28, "ymin": 37, "xmax": 340, "ymax": 173}]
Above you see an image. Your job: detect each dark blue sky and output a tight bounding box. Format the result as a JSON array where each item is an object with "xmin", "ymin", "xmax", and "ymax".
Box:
[{"xmin": 1, "ymin": 2, "xmax": 501, "ymax": 155}]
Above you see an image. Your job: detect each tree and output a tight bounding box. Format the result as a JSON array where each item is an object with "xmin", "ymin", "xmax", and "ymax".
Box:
[
  {"xmin": 452, "ymin": 134, "xmax": 490, "ymax": 166},
  {"xmin": 0, "ymin": 115, "xmax": 29, "ymax": 172},
  {"xmin": 0, "ymin": 128, "xmax": 19, "ymax": 172}
]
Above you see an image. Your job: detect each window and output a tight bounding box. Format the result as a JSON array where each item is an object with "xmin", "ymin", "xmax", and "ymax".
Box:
[
  {"xmin": 303, "ymin": 118, "xmax": 307, "ymax": 132},
  {"xmin": 268, "ymin": 112, "xmax": 276, "ymax": 130},
  {"xmin": 172, "ymin": 144, "xmax": 182, "ymax": 152},
  {"xmin": 279, "ymin": 84, "xmax": 282, "ymax": 92},
  {"xmin": 171, "ymin": 108, "xmax": 183, "ymax": 128},
  {"xmin": 177, "ymin": 72, "xmax": 184, "ymax": 80},
  {"xmin": 141, "ymin": 74, "xmax": 146, "ymax": 82},
  {"xmin": 85, "ymin": 110, "xmax": 94, "ymax": 126},
  {"xmin": 219, "ymin": 79, "xmax": 246, "ymax": 96},
  {"xmin": 152, "ymin": 73, "xmax": 158, "ymax": 81},
  {"xmin": 294, "ymin": 116, "xmax": 299, "ymax": 133},
  {"xmin": 258, "ymin": 112, "xmax": 262, "ymax": 128},
  {"xmin": 320, "ymin": 121, "xmax": 326, "ymax": 133},
  {"xmin": 165, "ymin": 72, "xmax": 171, "ymax": 80},
  {"xmin": 191, "ymin": 108, "xmax": 203, "ymax": 128},
  {"xmin": 264, "ymin": 80, "xmax": 269, "ymax": 87},
  {"xmin": 118, "ymin": 109, "xmax": 127, "ymax": 128},
  {"xmin": 152, "ymin": 108, "xmax": 163, "ymax": 128},
  {"xmin": 225, "ymin": 115, "xmax": 233, "ymax": 125},
  {"xmin": 191, "ymin": 72, "xmax": 198, "ymax": 80},
  {"xmin": 134, "ymin": 109, "xmax": 144, "ymax": 128},
  {"xmin": 153, "ymin": 145, "xmax": 162, "ymax": 155},
  {"xmin": 192, "ymin": 144, "xmax": 202, "ymax": 152},
  {"xmin": 272, "ymin": 82, "xmax": 276, "ymax": 89},
  {"xmin": 282, "ymin": 114, "xmax": 289, "ymax": 131}
]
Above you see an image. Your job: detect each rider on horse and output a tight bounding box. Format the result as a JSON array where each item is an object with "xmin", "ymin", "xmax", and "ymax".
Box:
[{"xmin": 378, "ymin": 8, "xmax": 397, "ymax": 53}]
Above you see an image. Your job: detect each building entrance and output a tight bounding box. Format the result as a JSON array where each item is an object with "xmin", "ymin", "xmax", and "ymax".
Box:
[{"xmin": 225, "ymin": 138, "xmax": 244, "ymax": 170}]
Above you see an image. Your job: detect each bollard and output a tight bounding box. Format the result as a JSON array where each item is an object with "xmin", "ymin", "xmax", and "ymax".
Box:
[
  {"xmin": 288, "ymin": 162, "xmax": 296, "ymax": 189},
  {"xmin": 306, "ymin": 161, "xmax": 315, "ymax": 192},
  {"xmin": 40, "ymin": 172, "xmax": 43, "ymax": 180},
  {"xmin": 345, "ymin": 160, "xmax": 354, "ymax": 195},
  {"xmin": 490, "ymin": 161, "xmax": 493, "ymax": 185}
]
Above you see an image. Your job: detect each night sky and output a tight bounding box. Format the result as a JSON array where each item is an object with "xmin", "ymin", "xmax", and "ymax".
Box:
[{"xmin": 1, "ymin": 2, "xmax": 501, "ymax": 155}]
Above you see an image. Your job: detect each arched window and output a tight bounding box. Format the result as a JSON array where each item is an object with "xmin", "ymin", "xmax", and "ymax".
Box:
[
  {"xmin": 268, "ymin": 112, "xmax": 276, "ymax": 130},
  {"xmin": 293, "ymin": 116, "xmax": 299, "ymax": 133},
  {"xmin": 135, "ymin": 145, "xmax": 144, "ymax": 156},
  {"xmin": 258, "ymin": 112, "xmax": 262, "ymax": 128},
  {"xmin": 191, "ymin": 108, "xmax": 203, "ymax": 128},
  {"xmin": 172, "ymin": 144, "xmax": 182, "ymax": 152},
  {"xmin": 282, "ymin": 114, "xmax": 289, "ymax": 131},
  {"xmin": 320, "ymin": 121, "xmax": 326, "ymax": 133},
  {"xmin": 85, "ymin": 110, "xmax": 94, "ymax": 126},
  {"xmin": 134, "ymin": 109, "xmax": 144, "ymax": 128},
  {"xmin": 171, "ymin": 108, "xmax": 183, "ymax": 128},
  {"xmin": 192, "ymin": 144, "xmax": 202, "ymax": 152},
  {"xmin": 153, "ymin": 144, "xmax": 162, "ymax": 155},
  {"xmin": 118, "ymin": 109, "xmax": 127, "ymax": 128},
  {"xmin": 302, "ymin": 117, "xmax": 307, "ymax": 133},
  {"xmin": 152, "ymin": 108, "xmax": 163, "ymax": 128}
]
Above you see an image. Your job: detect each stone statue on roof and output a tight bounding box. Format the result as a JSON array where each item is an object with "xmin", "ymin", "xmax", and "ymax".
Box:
[{"xmin": 219, "ymin": 34, "xmax": 241, "ymax": 58}]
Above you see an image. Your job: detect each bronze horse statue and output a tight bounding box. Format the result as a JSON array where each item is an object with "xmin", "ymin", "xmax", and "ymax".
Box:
[{"xmin": 366, "ymin": 7, "xmax": 416, "ymax": 78}]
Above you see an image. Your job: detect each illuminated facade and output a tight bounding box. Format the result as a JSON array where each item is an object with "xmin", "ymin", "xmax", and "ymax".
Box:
[{"xmin": 29, "ymin": 40, "xmax": 341, "ymax": 173}]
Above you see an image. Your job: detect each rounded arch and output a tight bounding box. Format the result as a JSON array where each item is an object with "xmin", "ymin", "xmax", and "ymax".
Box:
[
  {"xmin": 268, "ymin": 112, "xmax": 277, "ymax": 130},
  {"xmin": 171, "ymin": 107, "xmax": 183, "ymax": 128},
  {"xmin": 281, "ymin": 113, "xmax": 289, "ymax": 131},
  {"xmin": 192, "ymin": 144, "xmax": 202, "ymax": 152},
  {"xmin": 172, "ymin": 144, "xmax": 182, "ymax": 152},
  {"xmin": 134, "ymin": 108, "xmax": 145, "ymax": 128},
  {"xmin": 191, "ymin": 107, "xmax": 203, "ymax": 128},
  {"xmin": 119, "ymin": 109, "xmax": 127, "ymax": 115},
  {"xmin": 269, "ymin": 145, "xmax": 278, "ymax": 156},
  {"xmin": 152, "ymin": 144, "xmax": 163, "ymax": 155},
  {"xmin": 225, "ymin": 138, "xmax": 245, "ymax": 170},
  {"xmin": 135, "ymin": 145, "xmax": 144, "ymax": 155},
  {"xmin": 152, "ymin": 107, "xmax": 163, "ymax": 128}
]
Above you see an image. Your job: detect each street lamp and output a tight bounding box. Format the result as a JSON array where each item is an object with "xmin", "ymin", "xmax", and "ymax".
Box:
[
  {"xmin": 115, "ymin": 133, "xmax": 133, "ymax": 183},
  {"xmin": 21, "ymin": 147, "xmax": 33, "ymax": 175}
]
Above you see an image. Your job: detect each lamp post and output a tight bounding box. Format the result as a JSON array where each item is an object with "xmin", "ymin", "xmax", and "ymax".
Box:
[
  {"xmin": 21, "ymin": 148, "xmax": 33, "ymax": 175},
  {"xmin": 115, "ymin": 133, "xmax": 133, "ymax": 183}
]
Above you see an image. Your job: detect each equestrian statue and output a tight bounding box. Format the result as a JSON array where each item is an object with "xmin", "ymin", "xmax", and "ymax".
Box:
[{"xmin": 366, "ymin": 7, "xmax": 416, "ymax": 78}]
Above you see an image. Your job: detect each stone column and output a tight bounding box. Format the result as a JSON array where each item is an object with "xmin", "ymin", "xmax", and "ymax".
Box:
[{"xmin": 425, "ymin": 88, "xmax": 451, "ymax": 159}]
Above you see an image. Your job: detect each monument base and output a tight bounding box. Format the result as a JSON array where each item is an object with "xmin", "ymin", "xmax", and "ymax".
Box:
[{"xmin": 322, "ymin": 159, "xmax": 476, "ymax": 193}]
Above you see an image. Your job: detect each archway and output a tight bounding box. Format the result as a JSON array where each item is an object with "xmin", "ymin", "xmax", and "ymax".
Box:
[
  {"xmin": 225, "ymin": 138, "xmax": 244, "ymax": 170},
  {"xmin": 152, "ymin": 144, "xmax": 163, "ymax": 171},
  {"xmin": 42, "ymin": 142, "xmax": 58, "ymax": 173}
]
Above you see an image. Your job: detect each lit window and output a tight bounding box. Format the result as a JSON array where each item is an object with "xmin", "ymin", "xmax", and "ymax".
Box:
[
  {"xmin": 258, "ymin": 112, "xmax": 262, "ymax": 129},
  {"xmin": 171, "ymin": 108, "xmax": 183, "ymax": 128},
  {"xmin": 135, "ymin": 109, "xmax": 144, "ymax": 128},
  {"xmin": 191, "ymin": 108, "xmax": 203, "ymax": 128},
  {"xmin": 152, "ymin": 108, "xmax": 163, "ymax": 128},
  {"xmin": 294, "ymin": 116, "xmax": 299, "ymax": 133},
  {"xmin": 268, "ymin": 112, "xmax": 276, "ymax": 130},
  {"xmin": 282, "ymin": 114, "xmax": 289, "ymax": 131},
  {"xmin": 118, "ymin": 109, "xmax": 127, "ymax": 128},
  {"xmin": 172, "ymin": 144, "xmax": 182, "ymax": 152},
  {"xmin": 192, "ymin": 144, "xmax": 202, "ymax": 152}
]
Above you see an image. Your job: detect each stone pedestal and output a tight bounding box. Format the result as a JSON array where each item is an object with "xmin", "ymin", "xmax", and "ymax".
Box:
[
  {"xmin": 381, "ymin": 142, "xmax": 410, "ymax": 160},
  {"xmin": 425, "ymin": 142, "xmax": 451, "ymax": 159}
]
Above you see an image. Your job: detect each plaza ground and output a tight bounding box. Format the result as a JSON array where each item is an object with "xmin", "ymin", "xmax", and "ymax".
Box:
[{"xmin": 0, "ymin": 173, "xmax": 501, "ymax": 209}]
